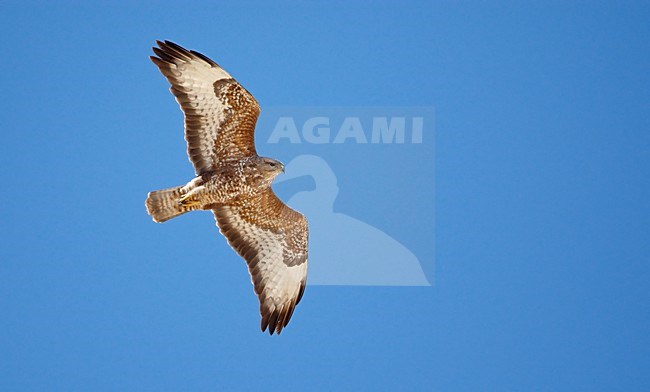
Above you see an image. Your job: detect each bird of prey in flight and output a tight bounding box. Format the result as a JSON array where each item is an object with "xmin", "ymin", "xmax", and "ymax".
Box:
[{"xmin": 145, "ymin": 40, "xmax": 308, "ymax": 335}]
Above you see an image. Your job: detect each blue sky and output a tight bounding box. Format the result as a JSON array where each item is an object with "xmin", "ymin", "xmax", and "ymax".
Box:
[{"xmin": 1, "ymin": 1, "xmax": 649, "ymax": 390}]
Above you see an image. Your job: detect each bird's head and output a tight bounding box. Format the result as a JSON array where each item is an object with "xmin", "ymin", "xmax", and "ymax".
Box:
[{"xmin": 257, "ymin": 157, "xmax": 285, "ymax": 177}]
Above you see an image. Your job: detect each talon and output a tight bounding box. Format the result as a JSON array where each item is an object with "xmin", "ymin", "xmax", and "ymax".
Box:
[{"xmin": 178, "ymin": 193, "xmax": 198, "ymax": 207}]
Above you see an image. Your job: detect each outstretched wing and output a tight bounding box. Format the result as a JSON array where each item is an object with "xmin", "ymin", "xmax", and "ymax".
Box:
[
  {"xmin": 150, "ymin": 40, "xmax": 261, "ymax": 175},
  {"xmin": 213, "ymin": 189, "xmax": 308, "ymax": 335}
]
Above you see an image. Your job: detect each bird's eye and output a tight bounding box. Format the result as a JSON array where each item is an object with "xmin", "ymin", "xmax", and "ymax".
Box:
[{"xmin": 269, "ymin": 162, "xmax": 276, "ymax": 167}]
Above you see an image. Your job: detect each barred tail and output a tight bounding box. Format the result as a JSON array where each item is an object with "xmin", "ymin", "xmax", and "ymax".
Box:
[{"xmin": 145, "ymin": 186, "xmax": 190, "ymax": 223}]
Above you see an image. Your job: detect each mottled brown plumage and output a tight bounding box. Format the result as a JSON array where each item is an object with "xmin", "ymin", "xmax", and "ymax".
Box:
[{"xmin": 145, "ymin": 41, "xmax": 308, "ymax": 335}]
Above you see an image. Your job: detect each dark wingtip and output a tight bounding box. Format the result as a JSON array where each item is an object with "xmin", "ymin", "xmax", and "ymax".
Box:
[
  {"xmin": 267, "ymin": 311, "xmax": 280, "ymax": 334},
  {"xmin": 154, "ymin": 39, "xmax": 219, "ymax": 68},
  {"xmin": 149, "ymin": 55, "xmax": 167, "ymax": 68},
  {"xmin": 261, "ymin": 301, "xmax": 302, "ymax": 335},
  {"xmin": 190, "ymin": 49, "xmax": 219, "ymax": 67},
  {"xmin": 152, "ymin": 47, "xmax": 175, "ymax": 63},
  {"xmin": 151, "ymin": 40, "xmax": 193, "ymax": 63},
  {"xmin": 162, "ymin": 40, "xmax": 183, "ymax": 50},
  {"xmin": 261, "ymin": 312, "xmax": 270, "ymax": 333}
]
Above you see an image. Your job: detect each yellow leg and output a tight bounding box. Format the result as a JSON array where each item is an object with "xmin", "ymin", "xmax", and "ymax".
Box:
[{"xmin": 178, "ymin": 185, "xmax": 205, "ymax": 207}]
